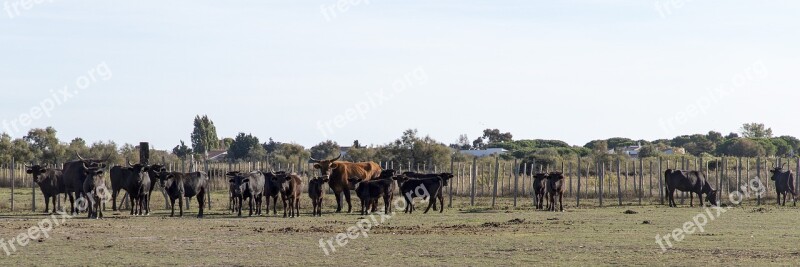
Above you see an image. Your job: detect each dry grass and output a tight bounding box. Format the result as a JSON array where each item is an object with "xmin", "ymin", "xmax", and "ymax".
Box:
[{"xmin": 0, "ymin": 188, "xmax": 799, "ymax": 266}]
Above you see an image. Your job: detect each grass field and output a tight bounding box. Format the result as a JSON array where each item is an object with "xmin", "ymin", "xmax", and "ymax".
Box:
[{"xmin": 1, "ymin": 188, "xmax": 799, "ymax": 266}]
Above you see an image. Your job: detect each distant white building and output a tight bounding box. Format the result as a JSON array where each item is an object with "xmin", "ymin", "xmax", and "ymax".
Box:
[
  {"xmin": 459, "ymin": 148, "xmax": 508, "ymax": 158},
  {"xmin": 622, "ymin": 142, "xmax": 643, "ymax": 157},
  {"xmin": 661, "ymin": 147, "xmax": 685, "ymax": 155}
]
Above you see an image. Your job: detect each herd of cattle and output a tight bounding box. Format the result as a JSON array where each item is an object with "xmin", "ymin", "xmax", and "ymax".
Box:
[{"xmin": 21, "ymin": 154, "xmax": 799, "ymax": 219}]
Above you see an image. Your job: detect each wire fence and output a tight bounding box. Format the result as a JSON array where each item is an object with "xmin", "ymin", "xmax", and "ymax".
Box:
[{"xmin": 1, "ymin": 156, "xmax": 798, "ymax": 212}]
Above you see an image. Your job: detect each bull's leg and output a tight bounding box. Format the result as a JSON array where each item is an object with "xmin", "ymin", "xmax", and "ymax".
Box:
[
  {"xmin": 690, "ymin": 193, "xmax": 694, "ymax": 207},
  {"xmin": 438, "ymin": 193, "xmax": 444, "ymax": 213},
  {"xmin": 67, "ymin": 193, "xmax": 75, "ymax": 215},
  {"xmin": 782, "ymin": 192, "xmax": 787, "ymax": 206},
  {"xmin": 667, "ymin": 189, "xmax": 674, "ymax": 207},
  {"xmin": 283, "ymin": 197, "xmax": 288, "ymax": 218},
  {"xmin": 129, "ymin": 194, "xmax": 136, "ymax": 216},
  {"xmin": 334, "ymin": 191, "xmax": 343, "ymax": 213},
  {"xmin": 257, "ymin": 195, "xmax": 263, "ymax": 215},
  {"xmin": 197, "ymin": 190, "xmax": 205, "ymax": 218},
  {"xmin": 111, "ymin": 189, "xmax": 118, "ymax": 211},
  {"xmin": 343, "ymin": 190, "xmax": 353, "ymax": 213},
  {"xmin": 698, "ymin": 193, "xmax": 704, "ymax": 207},
  {"xmin": 272, "ymin": 197, "xmax": 278, "ymax": 215},
  {"xmin": 559, "ymin": 193, "xmax": 563, "ymax": 212},
  {"xmin": 423, "ymin": 195, "xmax": 436, "ymax": 214},
  {"xmin": 294, "ymin": 198, "xmax": 300, "ymax": 217},
  {"xmin": 777, "ymin": 189, "xmax": 781, "ymax": 205},
  {"xmin": 170, "ymin": 198, "xmax": 176, "ymax": 217},
  {"xmin": 178, "ymin": 195, "xmax": 184, "ymax": 217},
  {"xmin": 384, "ymin": 196, "xmax": 391, "ymax": 214},
  {"xmin": 248, "ymin": 197, "xmax": 254, "ymax": 217}
]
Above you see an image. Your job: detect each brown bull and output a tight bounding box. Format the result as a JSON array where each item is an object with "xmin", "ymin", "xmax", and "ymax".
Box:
[{"xmin": 311, "ymin": 153, "xmax": 382, "ymax": 213}]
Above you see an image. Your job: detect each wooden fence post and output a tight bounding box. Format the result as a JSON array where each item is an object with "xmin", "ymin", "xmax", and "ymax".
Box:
[
  {"xmin": 599, "ymin": 162, "xmax": 604, "ymax": 207},
  {"xmin": 449, "ymin": 156, "xmax": 454, "ymax": 208},
  {"xmin": 11, "ymin": 157, "xmax": 15, "ymax": 212},
  {"xmin": 576, "ymin": 157, "xmax": 581, "ymax": 207},
  {"xmin": 616, "ymin": 158, "xmax": 622, "ymax": 206},
  {"xmin": 31, "ymin": 163, "xmax": 36, "ymax": 212},
  {"xmin": 491, "ymin": 156, "xmax": 499, "ymax": 208},
  {"xmin": 639, "ymin": 157, "xmax": 644, "ymax": 205},
  {"xmin": 470, "ymin": 157, "xmax": 476, "ymax": 206},
  {"xmin": 658, "ymin": 157, "xmax": 664, "ymax": 205},
  {"xmin": 513, "ymin": 159, "xmax": 518, "ymax": 207}
]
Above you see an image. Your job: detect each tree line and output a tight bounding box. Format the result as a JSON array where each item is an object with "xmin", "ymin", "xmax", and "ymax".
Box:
[{"xmin": 0, "ymin": 115, "xmax": 794, "ymax": 170}]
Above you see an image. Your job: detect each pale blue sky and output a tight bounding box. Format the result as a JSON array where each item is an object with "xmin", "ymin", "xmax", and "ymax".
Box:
[{"xmin": 1, "ymin": 0, "xmax": 798, "ymax": 149}]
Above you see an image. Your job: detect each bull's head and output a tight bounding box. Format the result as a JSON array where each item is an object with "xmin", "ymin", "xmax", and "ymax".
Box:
[
  {"xmin": 439, "ymin": 172, "xmax": 454, "ymax": 186},
  {"xmin": 378, "ymin": 169, "xmax": 395, "ymax": 179},
  {"xmin": 548, "ymin": 172, "xmax": 564, "ymax": 180},
  {"xmin": 158, "ymin": 172, "xmax": 175, "ymax": 188},
  {"xmin": 309, "ymin": 177, "xmax": 328, "ymax": 192},
  {"xmin": 770, "ymin": 163, "xmax": 787, "ymax": 181},
  {"xmin": 127, "ymin": 161, "xmax": 150, "ymax": 182},
  {"xmin": 227, "ymin": 172, "xmax": 248, "ymax": 196},
  {"xmin": 392, "ymin": 175, "xmax": 409, "ymax": 184},
  {"xmin": 25, "ymin": 164, "xmax": 48, "ymax": 183},
  {"xmin": 77, "ymin": 153, "xmax": 108, "ymax": 168},
  {"xmin": 706, "ymin": 189, "xmax": 718, "ymax": 206},
  {"xmin": 310, "ymin": 153, "xmax": 342, "ymax": 180},
  {"xmin": 347, "ymin": 177, "xmax": 364, "ymax": 188}
]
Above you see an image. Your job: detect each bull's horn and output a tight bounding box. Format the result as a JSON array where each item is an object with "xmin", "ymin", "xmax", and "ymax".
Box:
[
  {"xmin": 332, "ymin": 153, "xmax": 341, "ymax": 161},
  {"xmin": 127, "ymin": 160, "xmax": 133, "ymax": 167},
  {"xmin": 77, "ymin": 153, "xmax": 86, "ymax": 161},
  {"xmin": 308, "ymin": 157, "xmax": 320, "ymax": 163},
  {"xmin": 83, "ymin": 161, "xmax": 90, "ymax": 170}
]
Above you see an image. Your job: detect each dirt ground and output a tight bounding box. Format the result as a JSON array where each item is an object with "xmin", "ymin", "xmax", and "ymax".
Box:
[{"xmin": 1, "ymin": 189, "xmax": 799, "ymax": 266}]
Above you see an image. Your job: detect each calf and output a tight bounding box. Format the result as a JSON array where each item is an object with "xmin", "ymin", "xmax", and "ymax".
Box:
[
  {"xmin": 261, "ymin": 171, "xmax": 284, "ymax": 215},
  {"xmin": 82, "ymin": 166, "xmax": 109, "ymax": 219},
  {"xmin": 26, "ymin": 165, "xmax": 64, "ymax": 214},
  {"xmin": 393, "ymin": 174, "xmax": 442, "ymax": 214},
  {"xmin": 350, "ymin": 170, "xmax": 397, "ymax": 215},
  {"xmin": 770, "ymin": 166, "xmax": 797, "ymax": 206},
  {"xmin": 532, "ymin": 173, "xmax": 548, "ymax": 210},
  {"xmin": 227, "ymin": 171, "xmax": 265, "ymax": 217},
  {"xmin": 665, "ymin": 169, "xmax": 718, "ymax": 207},
  {"xmin": 401, "ymin": 172, "xmax": 453, "ymax": 211},
  {"xmin": 308, "ymin": 177, "xmax": 328, "ymax": 217},
  {"xmin": 146, "ymin": 164, "xmax": 166, "ymax": 212},
  {"xmin": 546, "ymin": 172, "xmax": 565, "ymax": 212},
  {"xmin": 124, "ymin": 162, "xmax": 151, "ymax": 216},
  {"xmin": 226, "ymin": 171, "xmax": 241, "ymax": 213},
  {"xmin": 156, "ymin": 171, "xmax": 209, "ymax": 217},
  {"xmin": 273, "ymin": 173, "xmax": 302, "ymax": 218}
]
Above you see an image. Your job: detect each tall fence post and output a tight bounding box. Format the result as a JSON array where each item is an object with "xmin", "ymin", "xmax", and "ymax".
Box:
[
  {"xmin": 491, "ymin": 156, "xmax": 499, "ymax": 208},
  {"xmin": 513, "ymin": 159, "xmax": 518, "ymax": 207},
  {"xmin": 639, "ymin": 157, "xmax": 644, "ymax": 206},
  {"xmin": 598, "ymin": 162, "xmax": 604, "ymax": 207},
  {"xmin": 616, "ymin": 158, "xmax": 622, "ymax": 206},
  {"xmin": 576, "ymin": 157, "xmax": 581, "ymax": 207},
  {"xmin": 11, "ymin": 157, "xmax": 15, "ymax": 212},
  {"xmin": 31, "ymin": 163, "xmax": 36, "ymax": 212},
  {"xmin": 658, "ymin": 157, "xmax": 664, "ymax": 205},
  {"xmin": 449, "ymin": 156, "xmax": 454, "ymax": 208},
  {"xmin": 470, "ymin": 157, "xmax": 476, "ymax": 206}
]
